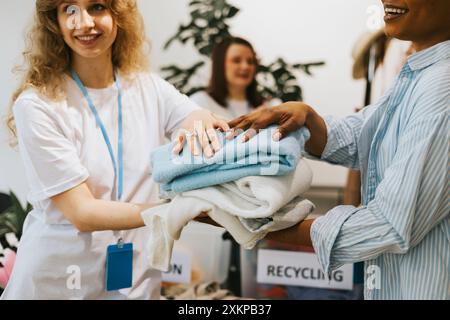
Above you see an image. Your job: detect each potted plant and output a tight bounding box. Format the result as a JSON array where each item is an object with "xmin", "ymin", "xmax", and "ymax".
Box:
[{"xmin": 0, "ymin": 191, "xmax": 32, "ymax": 293}]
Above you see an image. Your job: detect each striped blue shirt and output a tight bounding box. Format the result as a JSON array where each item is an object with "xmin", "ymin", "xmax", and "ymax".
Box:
[{"xmin": 309, "ymin": 40, "xmax": 449, "ymax": 300}]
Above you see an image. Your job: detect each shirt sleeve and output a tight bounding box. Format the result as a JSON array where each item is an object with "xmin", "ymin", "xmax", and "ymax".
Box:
[
  {"xmin": 13, "ymin": 98, "xmax": 89, "ymax": 202},
  {"xmin": 310, "ymin": 110, "xmax": 449, "ymax": 275},
  {"xmin": 151, "ymin": 74, "xmax": 200, "ymax": 138},
  {"xmin": 303, "ymin": 104, "xmax": 377, "ymax": 170}
]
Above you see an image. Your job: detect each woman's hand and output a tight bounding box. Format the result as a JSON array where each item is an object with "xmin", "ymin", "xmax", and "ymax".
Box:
[
  {"xmin": 254, "ymin": 103, "xmax": 272, "ymax": 111},
  {"xmin": 227, "ymin": 102, "xmax": 310, "ymax": 141},
  {"xmin": 227, "ymin": 102, "xmax": 328, "ymax": 157},
  {"xmin": 172, "ymin": 110, "xmax": 230, "ymax": 158},
  {"xmin": 265, "ymin": 219, "xmax": 315, "ymax": 247}
]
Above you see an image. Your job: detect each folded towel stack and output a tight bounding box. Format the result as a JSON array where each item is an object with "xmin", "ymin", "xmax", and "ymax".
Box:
[
  {"xmin": 143, "ymin": 127, "xmax": 315, "ymax": 271},
  {"xmin": 142, "ymin": 159, "xmax": 315, "ymax": 271}
]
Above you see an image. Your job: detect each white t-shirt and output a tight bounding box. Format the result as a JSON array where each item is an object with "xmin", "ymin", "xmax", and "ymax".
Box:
[
  {"xmin": 1, "ymin": 72, "xmax": 199, "ymax": 300},
  {"xmin": 190, "ymin": 91, "xmax": 252, "ymax": 120}
]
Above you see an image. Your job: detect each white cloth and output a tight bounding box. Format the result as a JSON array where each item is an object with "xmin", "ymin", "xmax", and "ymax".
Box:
[
  {"xmin": 2, "ymin": 72, "xmax": 199, "ymax": 300},
  {"xmin": 190, "ymin": 91, "xmax": 252, "ymax": 120},
  {"xmin": 238, "ymin": 195, "xmax": 314, "ymax": 233},
  {"xmin": 142, "ymin": 159, "xmax": 314, "ymax": 271}
]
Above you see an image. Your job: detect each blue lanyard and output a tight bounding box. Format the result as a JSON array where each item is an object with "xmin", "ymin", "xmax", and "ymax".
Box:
[{"xmin": 71, "ymin": 69, "xmax": 124, "ymax": 201}]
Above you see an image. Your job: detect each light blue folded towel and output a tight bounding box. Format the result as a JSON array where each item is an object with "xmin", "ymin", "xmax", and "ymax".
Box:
[{"xmin": 151, "ymin": 126, "xmax": 310, "ymax": 193}]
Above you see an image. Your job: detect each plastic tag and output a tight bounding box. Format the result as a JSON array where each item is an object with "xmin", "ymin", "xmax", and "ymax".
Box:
[{"xmin": 105, "ymin": 242, "xmax": 133, "ymax": 291}]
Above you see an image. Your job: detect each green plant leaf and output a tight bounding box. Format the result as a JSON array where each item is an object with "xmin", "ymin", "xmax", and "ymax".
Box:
[
  {"xmin": 0, "ymin": 192, "xmax": 32, "ymax": 241},
  {"xmin": 0, "ymin": 227, "xmax": 12, "ymax": 239},
  {"xmin": 186, "ymin": 86, "xmax": 207, "ymax": 96},
  {"xmin": 226, "ymin": 6, "xmax": 239, "ymax": 18},
  {"xmin": 9, "ymin": 192, "xmax": 24, "ymax": 216}
]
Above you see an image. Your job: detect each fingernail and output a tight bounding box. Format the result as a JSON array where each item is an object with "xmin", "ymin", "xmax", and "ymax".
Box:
[{"xmin": 273, "ymin": 132, "xmax": 282, "ymax": 141}]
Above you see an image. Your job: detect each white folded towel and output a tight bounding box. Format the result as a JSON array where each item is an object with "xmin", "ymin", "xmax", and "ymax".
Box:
[{"xmin": 142, "ymin": 159, "xmax": 315, "ymax": 271}]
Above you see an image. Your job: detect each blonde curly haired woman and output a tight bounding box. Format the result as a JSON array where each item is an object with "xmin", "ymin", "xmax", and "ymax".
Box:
[{"xmin": 1, "ymin": 0, "xmax": 228, "ymax": 299}]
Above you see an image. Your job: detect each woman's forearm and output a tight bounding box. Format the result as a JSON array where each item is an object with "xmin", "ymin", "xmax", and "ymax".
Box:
[
  {"xmin": 304, "ymin": 106, "xmax": 328, "ymax": 158},
  {"xmin": 51, "ymin": 182, "xmax": 165, "ymax": 232},
  {"xmin": 265, "ymin": 219, "xmax": 315, "ymax": 247},
  {"xmin": 76, "ymin": 200, "xmax": 156, "ymax": 232}
]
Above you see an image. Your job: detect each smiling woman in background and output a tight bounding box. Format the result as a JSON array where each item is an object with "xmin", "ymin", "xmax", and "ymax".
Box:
[
  {"xmin": 1, "ymin": 0, "xmax": 228, "ymax": 299},
  {"xmin": 228, "ymin": 0, "xmax": 450, "ymax": 300},
  {"xmin": 190, "ymin": 37, "xmax": 266, "ymax": 120}
]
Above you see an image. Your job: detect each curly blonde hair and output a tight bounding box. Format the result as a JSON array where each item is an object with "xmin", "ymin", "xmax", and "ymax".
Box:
[{"xmin": 6, "ymin": 0, "xmax": 150, "ymax": 142}]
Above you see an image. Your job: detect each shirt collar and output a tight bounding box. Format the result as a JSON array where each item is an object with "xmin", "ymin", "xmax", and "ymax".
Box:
[{"xmin": 407, "ymin": 39, "xmax": 450, "ymax": 71}]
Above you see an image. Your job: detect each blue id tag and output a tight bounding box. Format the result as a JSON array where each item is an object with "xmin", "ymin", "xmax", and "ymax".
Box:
[{"xmin": 105, "ymin": 241, "xmax": 133, "ymax": 291}]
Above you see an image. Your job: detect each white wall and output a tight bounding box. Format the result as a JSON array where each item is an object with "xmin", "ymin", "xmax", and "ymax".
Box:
[
  {"xmin": 0, "ymin": 2, "xmax": 35, "ymax": 202},
  {"xmin": 0, "ymin": 0, "xmax": 383, "ymax": 202}
]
